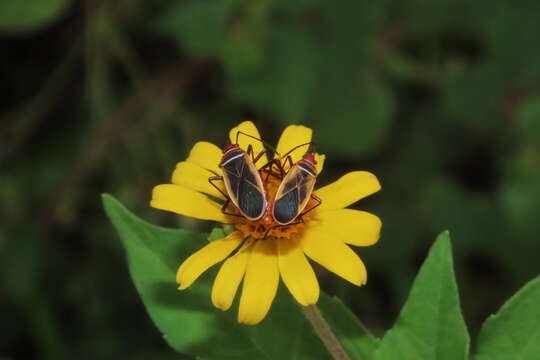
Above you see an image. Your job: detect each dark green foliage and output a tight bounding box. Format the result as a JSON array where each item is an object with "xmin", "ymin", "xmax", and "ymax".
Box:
[
  {"xmin": 103, "ymin": 194, "xmax": 380, "ymax": 359},
  {"xmin": 374, "ymin": 232, "xmax": 469, "ymax": 360},
  {"xmin": 0, "ymin": 0, "xmax": 71, "ymax": 32},
  {"xmin": 476, "ymin": 276, "xmax": 540, "ymax": 360},
  {"xmin": 317, "ymin": 294, "xmax": 379, "ymax": 359},
  {"xmin": 2, "ymin": 0, "xmax": 540, "ymax": 358}
]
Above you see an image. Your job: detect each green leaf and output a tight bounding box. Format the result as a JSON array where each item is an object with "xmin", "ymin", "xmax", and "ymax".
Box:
[
  {"xmin": 244, "ymin": 287, "xmax": 332, "ymax": 360},
  {"xmin": 154, "ymin": 0, "xmax": 239, "ymax": 56},
  {"xmin": 246, "ymin": 292, "xmax": 379, "ymax": 360},
  {"xmin": 374, "ymin": 231, "xmax": 469, "ymax": 360},
  {"xmin": 207, "ymin": 227, "xmax": 226, "ymax": 242},
  {"xmin": 475, "ymin": 276, "xmax": 540, "ymax": 360},
  {"xmin": 102, "ymin": 194, "xmax": 259, "ymax": 358},
  {"xmin": 102, "ymin": 194, "xmax": 334, "ymax": 359},
  {"xmin": 317, "ymin": 294, "xmax": 379, "ymax": 359},
  {"xmin": 0, "ymin": 0, "xmax": 71, "ymax": 33}
]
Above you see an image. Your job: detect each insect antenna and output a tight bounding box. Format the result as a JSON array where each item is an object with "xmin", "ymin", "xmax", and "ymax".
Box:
[
  {"xmin": 235, "ymin": 130, "xmax": 279, "ymax": 157},
  {"xmin": 279, "ymin": 141, "xmax": 316, "ymax": 160}
]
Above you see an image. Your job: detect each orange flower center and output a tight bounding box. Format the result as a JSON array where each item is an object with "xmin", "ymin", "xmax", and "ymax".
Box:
[{"xmin": 231, "ymin": 173, "xmax": 315, "ymax": 240}]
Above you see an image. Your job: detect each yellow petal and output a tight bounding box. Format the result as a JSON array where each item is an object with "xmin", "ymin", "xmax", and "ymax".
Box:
[
  {"xmin": 314, "ymin": 153, "xmax": 325, "ymax": 175},
  {"xmin": 172, "ymin": 161, "xmax": 225, "ymax": 199},
  {"xmin": 186, "ymin": 141, "xmax": 222, "ymax": 174},
  {"xmin": 301, "ymin": 224, "xmax": 367, "ymax": 286},
  {"xmin": 151, "ymin": 184, "xmax": 227, "ymax": 223},
  {"xmin": 315, "ymin": 171, "xmax": 381, "ymax": 211},
  {"xmin": 314, "ymin": 209, "xmax": 381, "ymax": 247},
  {"xmin": 176, "ymin": 231, "xmax": 245, "ymax": 289},
  {"xmin": 238, "ymin": 239, "xmax": 279, "ymax": 325},
  {"xmin": 278, "ymin": 237, "xmax": 319, "ymax": 306},
  {"xmin": 229, "ymin": 121, "xmax": 267, "ymax": 165},
  {"xmin": 211, "ymin": 240, "xmax": 252, "ymax": 311},
  {"xmin": 276, "ymin": 125, "xmax": 313, "ymax": 164}
]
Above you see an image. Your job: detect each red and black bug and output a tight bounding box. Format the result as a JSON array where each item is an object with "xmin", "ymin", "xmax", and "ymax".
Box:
[
  {"xmin": 208, "ymin": 132, "xmax": 322, "ymax": 238},
  {"xmin": 208, "ymin": 132, "xmax": 269, "ymax": 221},
  {"xmin": 271, "ymin": 152, "xmax": 321, "ymax": 225},
  {"xmin": 256, "ymin": 143, "xmax": 322, "ymax": 232}
]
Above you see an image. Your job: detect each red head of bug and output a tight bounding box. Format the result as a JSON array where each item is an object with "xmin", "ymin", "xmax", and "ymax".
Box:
[
  {"xmin": 222, "ymin": 143, "xmax": 240, "ymax": 154},
  {"xmin": 302, "ymin": 152, "xmax": 317, "ymax": 166}
]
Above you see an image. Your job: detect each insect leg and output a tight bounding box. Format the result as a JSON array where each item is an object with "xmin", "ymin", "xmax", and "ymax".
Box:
[
  {"xmin": 236, "ymin": 131, "xmax": 278, "ymax": 155},
  {"xmin": 208, "ymin": 176, "xmax": 230, "ymax": 199},
  {"xmin": 263, "ymin": 226, "xmax": 273, "ymax": 240},
  {"xmin": 258, "ymin": 158, "xmax": 275, "ymax": 172},
  {"xmin": 252, "ymin": 147, "xmax": 268, "ymax": 164},
  {"xmin": 259, "ymin": 158, "xmax": 283, "ymax": 181},
  {"xmin": 299, "ymin": 194, "xmax": 322, "ymax": 217},
  {"xmin": 246, "ymin": 144, "xmax": 268, "ymax": 165},
  {"xmin": 284, "ymin": 155, "xmax": 294, "ymax": 174},
  {"xmin": 246, "ymin": 144, "xmax": 254, "ymax": 159},
  {"xmin": 280, "ymin": 142, "xmax": 313, "ymax": 161},
  {"xmin": 259, "ymin": 158, "xmax": 280, "ymax": 174},
  {"xmin": 220, "ymin": 198, "xmax": 244, "ymax": 217},
  {"xmin": 264, "ymin": 169, "xmax": 283, "ymax": 182},
  {"xmin": 226, "ymin": 235, "xmax": 253, "ymax": 260},
  {"xmin": 262, "ymin": 157, "xmax": 287, "ymax": 176}
]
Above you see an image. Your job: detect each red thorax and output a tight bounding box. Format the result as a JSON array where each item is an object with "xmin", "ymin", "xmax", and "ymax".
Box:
[
  {"xmin": 302, "ymin": 152, "xmax": 317, "ymax": 166},
  {"xmin": 222, "ymin": 143, "xmax": 240, "ymax": 154}
]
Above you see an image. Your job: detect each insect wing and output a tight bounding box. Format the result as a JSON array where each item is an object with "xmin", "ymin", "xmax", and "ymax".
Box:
[
  {"xmin": 272, "ymin": 162, "xmax": 316, "ymax": 225},
  {"xmin": 220, "ymin": 150, "xmax": 267, "ymax": 220}
]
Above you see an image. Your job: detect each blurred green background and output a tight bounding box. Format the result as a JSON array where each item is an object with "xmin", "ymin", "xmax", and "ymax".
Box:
[{"xmin": 1, "ymin": 0, "xmax": 540, "ymax": 358}]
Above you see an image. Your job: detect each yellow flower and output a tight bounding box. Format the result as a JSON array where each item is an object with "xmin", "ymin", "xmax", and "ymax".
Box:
[{"xmin": 151, "ymin": 121, "xmax": 382, "ymax": 325}]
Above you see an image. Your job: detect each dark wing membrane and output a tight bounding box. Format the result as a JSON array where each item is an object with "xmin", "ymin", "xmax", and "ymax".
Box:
[
  {"xmin": 280, "ymin": 175, "xmax": 298, "ymax": 194},
  {"xmin": 272, "ymin": 163, "xmax": 317, "ymax": 225},
  {"xmin": 238, "ymin": 171, "xmax": 266, "ymax": 219},
  {"xmin": 221, "ymin": 152, "xmax": 266, "ymax": 220},
  {"xmin": 273, "ymin": 188, "xmax": 299, "ymax": 224}
]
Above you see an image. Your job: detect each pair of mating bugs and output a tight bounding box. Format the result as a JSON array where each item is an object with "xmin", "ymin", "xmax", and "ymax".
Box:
[{"xmin": 208, "ymin": 132, "xmax": 321, "ymax": 237}]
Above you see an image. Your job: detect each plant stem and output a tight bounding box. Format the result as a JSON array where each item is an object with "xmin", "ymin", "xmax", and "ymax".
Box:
[{"xmin": 303, "ymin": 305, "xmax": 352, "ymax": 360}]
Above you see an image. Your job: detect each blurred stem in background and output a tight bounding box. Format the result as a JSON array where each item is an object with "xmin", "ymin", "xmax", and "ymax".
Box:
[{"xmin": 304, "ymin": 305, "xmax": 352, "ymax": 360}]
